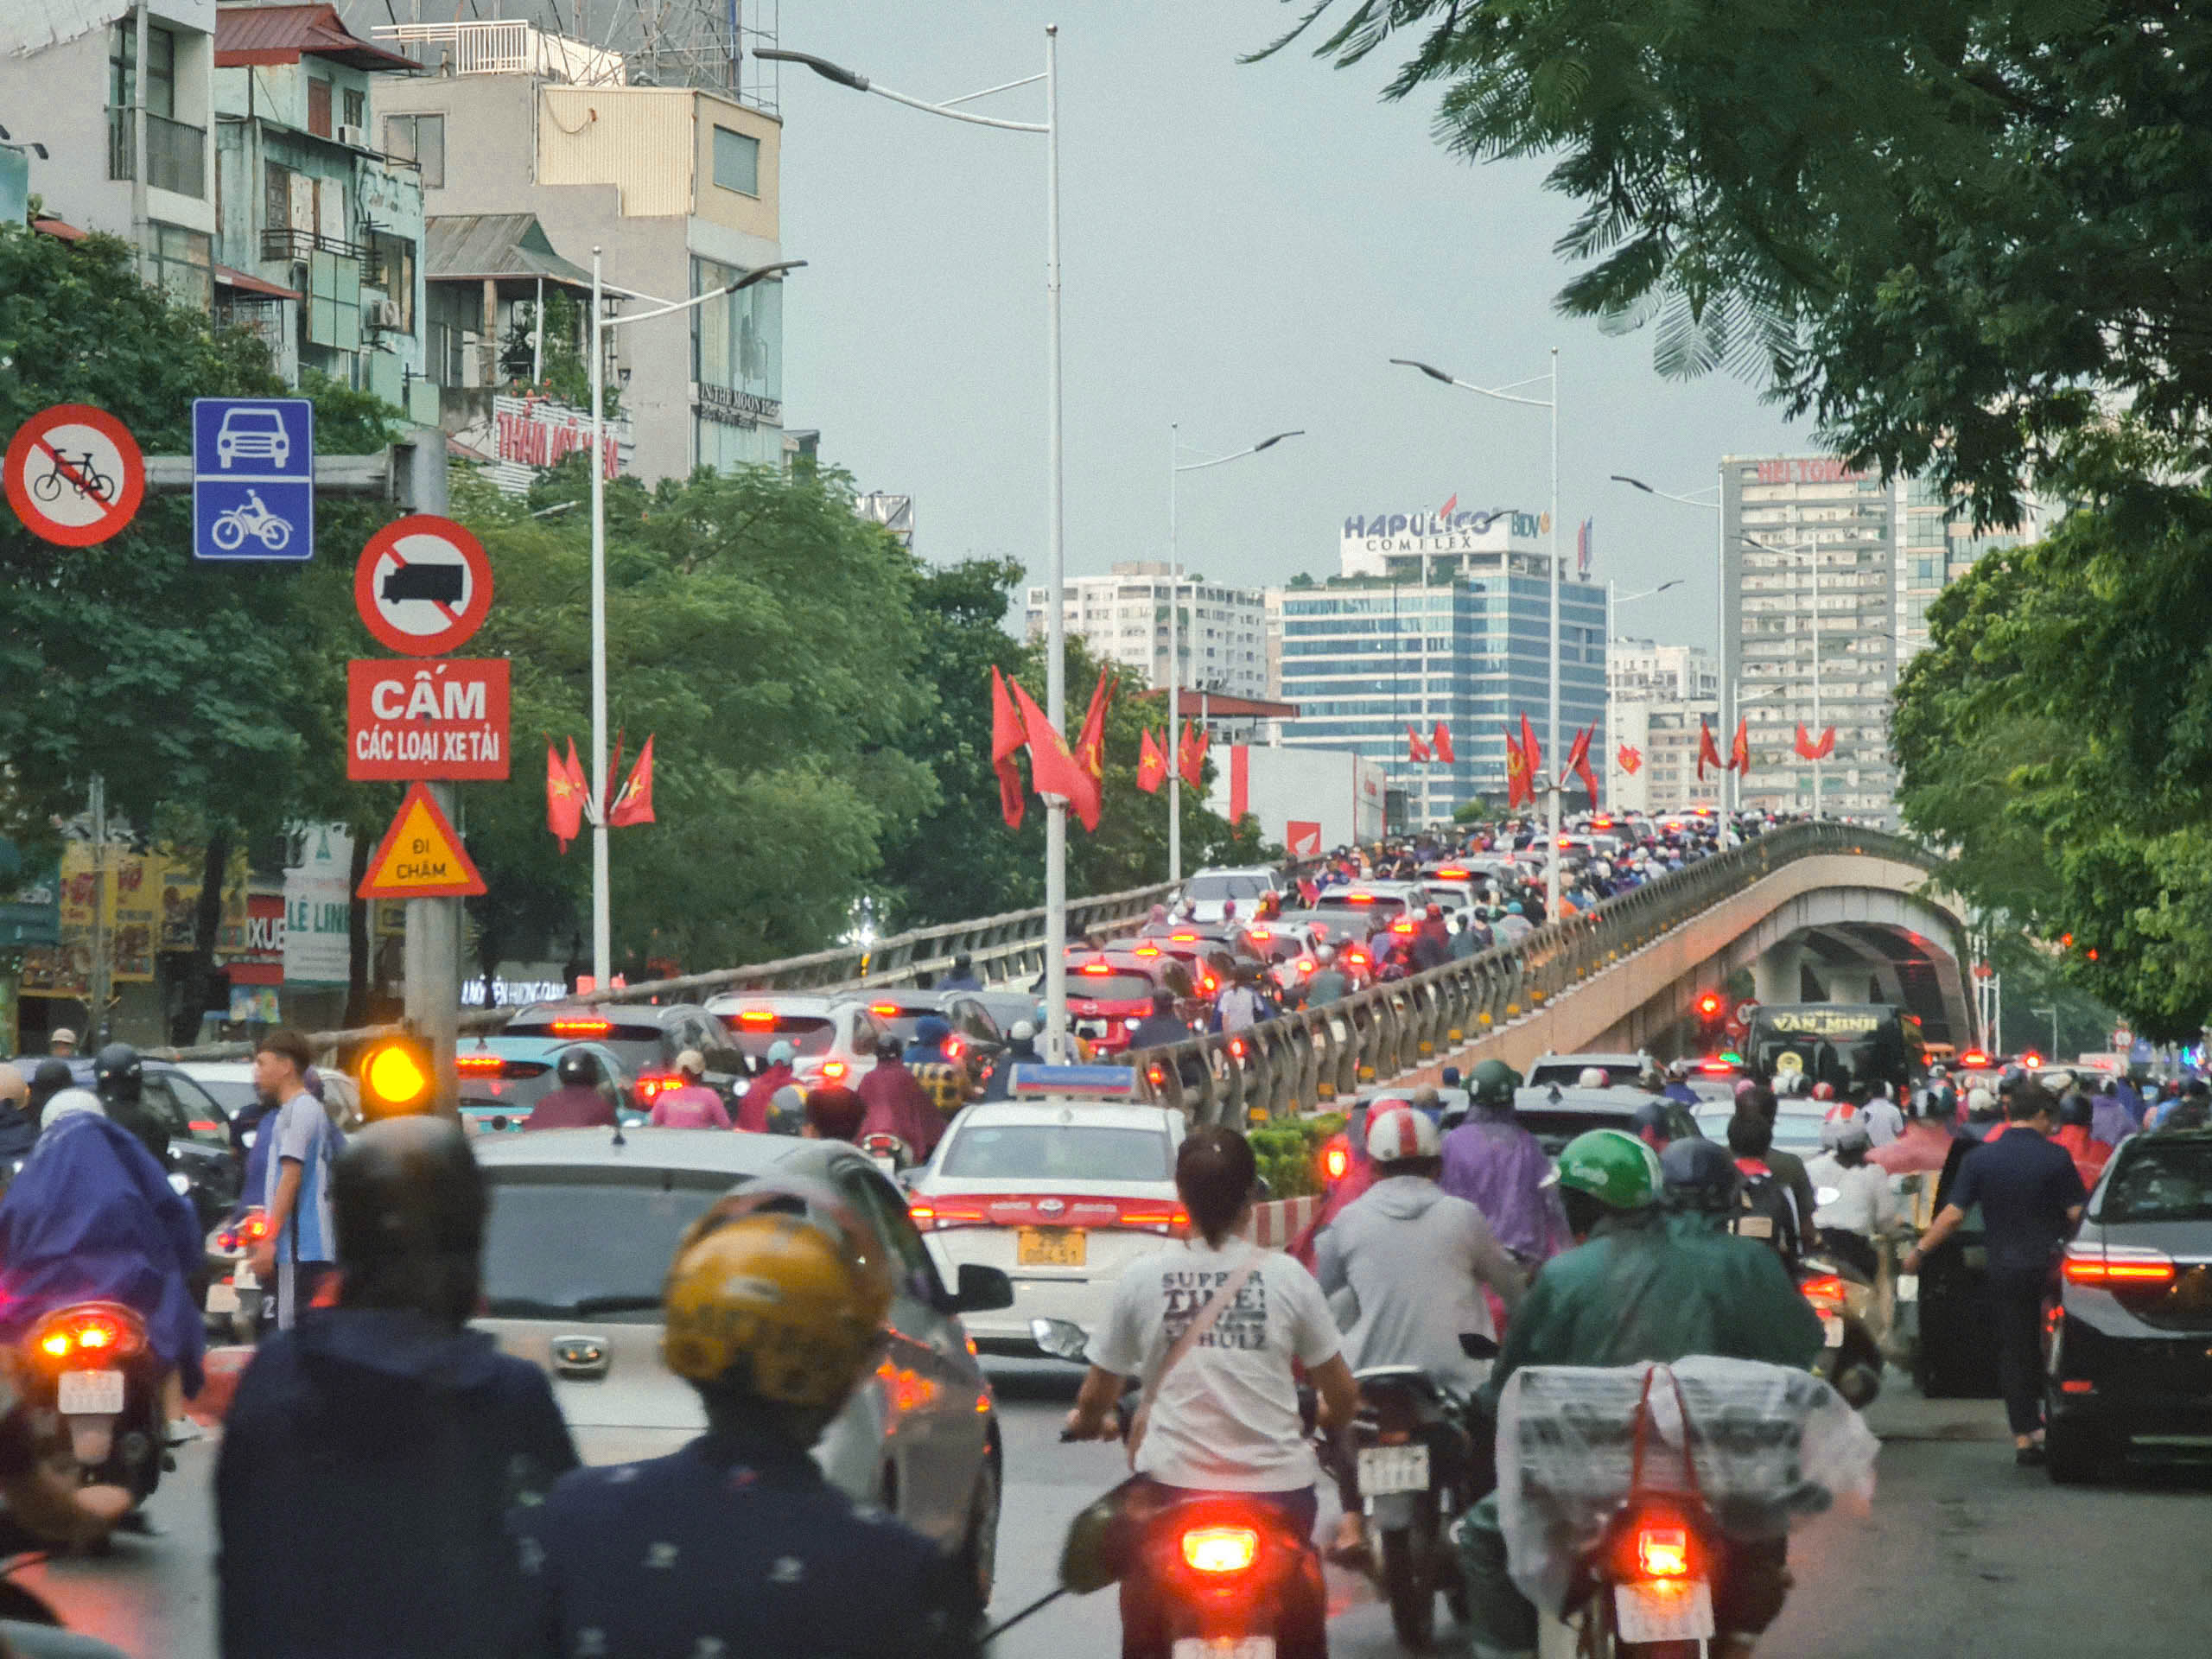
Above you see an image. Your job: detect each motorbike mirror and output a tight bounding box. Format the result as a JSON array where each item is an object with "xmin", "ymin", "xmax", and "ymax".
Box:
[
  {"xmin": 1459, "ymin": 1332, "xmax": 1501, "ymax": 1361},
  {"xmin": 1031, "ymin": 1317, "xmax": 1090, "ymax": 1363}
]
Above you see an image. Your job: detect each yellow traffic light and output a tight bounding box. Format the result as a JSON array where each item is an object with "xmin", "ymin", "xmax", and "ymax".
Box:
[{"xmin": 359, "ymin": 1035, "xmax": 436, "ymax": 1119}]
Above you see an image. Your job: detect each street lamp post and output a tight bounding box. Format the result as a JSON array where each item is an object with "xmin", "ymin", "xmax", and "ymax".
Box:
[
  {"xmin": 1394, "ymin": 353, "xmax": 1563, "ymax": 917},
  {"xmin": 588, "ymin": 250, "xmax": 804, "ymax": 988},
  {"xmin": 1166, "ymin": 427, "xmax": 1303, "ymax": 882},
  {"xmin": 760, "ymin": 34, "xmax": 1071, "ymax": 1057}
]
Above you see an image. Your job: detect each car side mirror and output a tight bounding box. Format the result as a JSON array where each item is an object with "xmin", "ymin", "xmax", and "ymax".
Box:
[
  {"xmin": 1459, "ymin": 1332, "xmax": 1500, "ymax": 1361},
  {"xmin": 953, "ymin": 1262, "xmax": 1014, "ymax": 1315}
]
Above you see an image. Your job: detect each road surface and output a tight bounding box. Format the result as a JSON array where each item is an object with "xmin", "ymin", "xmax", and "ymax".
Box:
[{"xmin": 20, "ymin": 1372, "xmax": 2208, "ymax": 1657}]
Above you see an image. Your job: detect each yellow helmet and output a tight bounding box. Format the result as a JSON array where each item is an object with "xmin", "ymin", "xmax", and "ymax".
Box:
[{"xmin": 661, "ymin": 1176, "xmax": 893, "ymax": 1410}]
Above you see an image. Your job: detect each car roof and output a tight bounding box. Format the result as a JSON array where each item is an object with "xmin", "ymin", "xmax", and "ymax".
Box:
[
  {"xmin": 701, "ymin": 991, "xmax": 842, "ymax": 1014},
  {"xmin": 1531, "ymin": 1052, "xmax": 1646, "ymax": 1068},
  {"xmin": 508, "ymin": 1002, "xmax": 691, "ymax": 1025},
  {"xmin": 471, "ymin": 1128, "xmax": 832, "ymax": 1178},
  {"xmin": 947, "ymin": 1102, "xmax": 1179, "ymax": 1133},
  {"xmin": 1517, "ymin": 1085, "xmax": 1646, "ymax": 1109},
  {"xmin": 177, "ymin": 1061, "xmax": 257, "ymax": 1081}
]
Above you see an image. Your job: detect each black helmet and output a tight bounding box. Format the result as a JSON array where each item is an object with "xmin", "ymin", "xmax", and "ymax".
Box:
[
  {"xmin": 331, "ymin": 1117, "xmax": 488, "ymax": 1328},
  {"xmin": 555, "ymin": 1049, "xmax": 596, "ymax": 1088},
  {"xmin": 92, "ymin": 1042, "xmax": 143, "ymax": 1105},
  {"xmin": 27, "ymin": 1059, "xmax": 74, "ymax": 1113},
  {"xmin": 878, "ymin": 1032, "xmax": 906, "ymax": 1063},
  {"xmin": 1660, "ymin": 1136, "xmax": 1741, "ymax": 1212}
]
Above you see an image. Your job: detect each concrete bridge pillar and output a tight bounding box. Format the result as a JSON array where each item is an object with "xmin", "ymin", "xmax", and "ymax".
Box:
[
  {"xmin": 1821, "ymin": 962, "xmax": 1879, "ymax": 1004},
  {"xmin": 1754, "ymin": 942, "xmax": 1808, "ymax": 1006}
]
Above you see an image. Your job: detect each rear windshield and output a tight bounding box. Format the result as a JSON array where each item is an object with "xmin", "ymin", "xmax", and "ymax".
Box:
[
  {"xmin": 717, "ymin": 1013, "xmax": 835, "ymax": 1058},
  {"xmin": 851, "ymin": 1005, "xmax": 935, "ymax": 1044},
  {"xmin": 1518, "ymin": 1110, "xmax": 1640, "ymax": 1155},
  {"xmin": 1187, "ymin": 874, "xmax": 1274, "ymax": 902},
  {"xmin": 1069, "ymin": 972, "xmax": 1158, "ymax": 1001},
  {"xmin": 507, "ymin": 1020, "xmax": 664, "ymax": 1048},
  {"xmin": 2099, "ymin": 1141, "xmax": 2212, "ymax": 1224},
  {"xmin": 1529, "ymin": 1061, "xmax": 1643, "ymax": 1086},
  {"xmin": 941, "ymin": 1125, "xmax": 1173, "ymax": 1183},
  {"xmin": 482, "ymin": 1174, "xmax": 732, "ymax": 1319}
]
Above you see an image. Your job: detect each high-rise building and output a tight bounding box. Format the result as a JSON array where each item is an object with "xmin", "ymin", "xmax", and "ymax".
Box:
[
  {"xmin": 1719, "ymin": 455, "xmax": 2050, "ymax": 823},
  {"xmin": 1273, "ymin": 501, "xmax": 1606, "ymax": 828},
  {"xmin": 1607, "ymin": 639, "xmax": 1720, "ymax": 817},
  {"xmin": 1024, "ymin": 563, "xmax": 1268, "ymax": 702}
]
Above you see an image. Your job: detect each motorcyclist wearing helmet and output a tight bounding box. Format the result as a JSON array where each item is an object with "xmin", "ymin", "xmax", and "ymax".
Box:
[
  {"xmin": 1438, "ymin": 1059, "xmax": 1573, "ymax": 1265},
  {"xmin": 521, "ymin": 1048, "xmax": 619, "ymax": 1130},
  {"xmin": 1456, "ymin": 1129, "xmax": 1824, "ymax": 1659},
  {"xmin": 856, "ymin": 1033, "xmax": 945, "ymax": 1163},
  {"xmin": 510, "ymin": 1178, "xmax": 975, "ymax": 1659},
  {"xmin": 93, "ymin": 1042, "xmax": 168, "ymax": 1165},
  {"xmin": 219, "ymin": 1118, "xmax": 576, "ymax": 1659},
  {"xmin": 1313, "ymin": 1106, "xmax": 1525, "ymax": 1560}
]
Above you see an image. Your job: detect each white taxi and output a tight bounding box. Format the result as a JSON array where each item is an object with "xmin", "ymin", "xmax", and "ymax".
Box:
[{"xmin": 905, "ymin": 1065, "xmax": 1187, "ymax": 1354}]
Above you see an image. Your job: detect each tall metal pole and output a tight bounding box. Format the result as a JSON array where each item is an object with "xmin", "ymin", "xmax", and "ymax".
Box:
[
  {"xmin": 1719, "ymin": 496, "xmax": 1734, "ymax": 825},
  {"xmin": 88, "ymin": 776, "xmax": 109, "ymax": 1046},
  {"xmin": 1810, "ymin": 545, "xmax": 1822, "ymax": 818},
  {"xmin": 1166, "ymin": 421, "xmax": 1180, "ymax": 884},
  {"xmin": 588, "ymin": 248, "xmax": 611, "ymax": 988},
  {"xmin": 1041, "ymin": 25, "xmax": 1068, "ymax": 1063},
  {"xmin": 1546, "ymin": 346, "xmax": 1562, "ymax": 920}
]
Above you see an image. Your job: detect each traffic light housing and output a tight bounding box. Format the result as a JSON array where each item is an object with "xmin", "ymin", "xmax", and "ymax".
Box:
[{"xmin": 358, "ymin": 1034, "xmax": 436, "ymax": 1120}]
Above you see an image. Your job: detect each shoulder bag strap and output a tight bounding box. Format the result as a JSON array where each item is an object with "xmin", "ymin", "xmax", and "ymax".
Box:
[{"xmin": 1126, "ymin": 1250, "xmax": 1265, "ymax": 1469}]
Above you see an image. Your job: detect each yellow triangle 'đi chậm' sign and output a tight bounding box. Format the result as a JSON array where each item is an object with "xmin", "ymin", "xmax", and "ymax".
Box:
[{"xmin": 357, "ymin": 782, "xmax": 486, "ymax": 899}]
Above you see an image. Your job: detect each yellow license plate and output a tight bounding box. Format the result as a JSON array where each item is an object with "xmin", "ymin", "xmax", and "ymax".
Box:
[{"xmin": 1017, "ymin": 1227, "xmax": 1086, "ymax": 1268}]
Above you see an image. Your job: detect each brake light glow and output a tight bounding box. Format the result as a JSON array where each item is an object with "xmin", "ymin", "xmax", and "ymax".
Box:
[
  {"xmin": 869, "ymin": 1003, "xmax": 903, "ymax": 1016},
  {"xmin": 1436, "ymin": 868, "xmax": 1468, "ymax": 879},
  {"xmin": 736, "ymin": 1010, "xmax": 779, "ymax": 1027},
  {"xmin": 1961, "ymin": 1050, "xmax": 1990, "ymax": 1067},
  {"xmin": 943, "ymin": 1036, "xmax": 966, "ymax": 1062},
  {"xmin": 1080, "ymin": 963, "xmax": 1116, "ymax": 976},
  {"xmin": 1247, "ymin": 928, "xmax": 1272, "ymax": 942},
  {"xmin": 1297, "ymin": 957, "xmax": 1316, "ymax": 976},
  {"xmin": 1346, "ymin": 893, "xmax": 1376, "ymax": 904},
  {"xmin": 1181, "ymin": 1527, "xmax": 1259, "ymax": 1574},
  {"xmin": 634, "ymin": 1071, "xmax": 678, "ymax": 1102},
  {"xmin": 1133, "ymin": 945, "xmax": 1162, "ymax": 957},
  {"xmin": 1390, "ymin": 919, "xmax": 1416, "ymax": 935},
  {"xmin": 1800, "ymin": 1274, "xmax": 1847, "ymax": 1309},
  {"xmin": 2023, "ymin": 1052, "xmax": 2044, "ymax": 1068},
  {"xmin": 30, "ymin": 1305, "xmax": 146, "ymax": 1364},
  {"xmin": 1228, "ymin": 1037, "xmax": 1249, "ymax": 1059},
  {"xmin": 1171, "ymin": 931, "xmax": 1201, "ymax": 942},
  {"xmin": 1320, "ymin": 1141, "xmax": 1351, "ymax": 1183},
  {"xmin": 2063, "ymin": 1244, "xmax": 2177, "ymax": 1288},
  {"xmin": 456, "ymin": 1053, "xmax": 505, "ymax": 1074},
  {"xmin": 820, "ymin": 1060, "xmax": 849, "ymax": 1081},
  {"xmin": 1637, "ymin": 1528, "xmax": 1692, "ymax": 1580},
  {"xmin": 1698, "ymin": 1058, "xmax": 1735, "ymax": 1074},
  {"xmin": 548, "ymin": 1019, "xmax": 612, "ymax": 1037}
]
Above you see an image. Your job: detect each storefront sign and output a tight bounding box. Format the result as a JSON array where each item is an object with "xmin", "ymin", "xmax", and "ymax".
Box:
[
  {"xmin": 283, "ymin": 823, "xmax": 353, "ymax": 987},
  {"xmin": 492, "ymin": 393, "xmax": 620, "ymax": 479},
  {"xmin": 692, "ymin": 382, "xmax": 782, "ymax": 429},
  {"xmin": 231, "ymin": 892, "xmax": 287, "ymax": 987}
]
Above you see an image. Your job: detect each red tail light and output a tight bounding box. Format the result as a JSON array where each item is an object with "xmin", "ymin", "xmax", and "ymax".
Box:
[
  {"xmin": 30, "ymin": 1303, "xmax": 147, "ymax": 1365},
  {"xmin": 1961, "ymin": 1050, "xmax": 1990, "ymax": 1067},
  {"xmin": 634, "ymin": 1071, "xmax": 679, "ymax": 1102},
  {"xmin": 1800, "ymin": 1274, "xmax": 1847, "ymax": 1309},
  {"xmin": 1079, "ymin": 962, "xmax": 1116, "ymax": 976},
  {"xmin": 455, "ymin": 1053, "xmax": 505, "ymax": 1075},
  {"xmin": 1320, "ymin": 1141, "xmax": 1351, "ymax": 1183},
  {"xmin": 1698, "ymin": 1058, "xmax": 1734, "ymax": 1074},
  {"xmin": 548, "ymin": 1018, "xmax": 612, "ymax": 1036},
  {"xmin": 820, "ymin": 1059, "xmax": 849, "ymax": 1081},
  {"xmin": 943, "ymin": 1036, "xmax": 966, "ymax": 1063},
  {"xmin": 1228, "ymin": 1036, "xmax": 1249, "ymax": 1059},
  {"xmin": 736, "ymin": 1010, "xmax": 778, "ymax": 1028},
  {"xmin": 1182, "ymin": 1526, "xmax": 1258, "ymax": 1573},
  {"xmin": 908, "ymin": 1199, "xmax": 989, "ymax": 1231},
  {"xmin": 2063, "ymin": 1244, "xmax": 2176, "ymax": 1288},
  {"xmin": 1608, "ymin": 1502, "xmax": 1704, "ymax": 1585},
  {"xmin": 869, "ymin": 1002, "xmax": 903, "ymax": 1016}
]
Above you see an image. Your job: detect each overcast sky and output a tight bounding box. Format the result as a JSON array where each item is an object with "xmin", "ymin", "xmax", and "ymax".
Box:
[{"xmin": 769, "ymin": 1, "xmax": 1811, "ymax": 654}]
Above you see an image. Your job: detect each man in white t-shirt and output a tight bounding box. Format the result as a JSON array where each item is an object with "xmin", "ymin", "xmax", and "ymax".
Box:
[
  {"xmin": 246, "ymin": 1029, "xmax": 340, "ymax": 1331},
  {"xmin": 1066, "ymin": 1126, "xmax": 1357, "ymax": 1659}
]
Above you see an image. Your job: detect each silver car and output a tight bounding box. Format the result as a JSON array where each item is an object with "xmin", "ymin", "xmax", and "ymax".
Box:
[{"xmin": 471, "ymin": 1128, "xmax": 1011, "ymax": 1605}]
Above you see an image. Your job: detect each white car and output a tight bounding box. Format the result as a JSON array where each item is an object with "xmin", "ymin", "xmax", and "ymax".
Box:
[
  {"xmin": 703, "ymin": 991, "xmax": 890, "ymax": 1089},
  {"xmin": 472, "ymin": 1129, "xmax": 1009, "ymax": 1607},
  {"xmin": 906, "ymin": 1075, "xmax": 1188, "ymax": 1354},
  {"xmin": 1180, "ymin": 865, "xmax": 1283, "ymax": 924}
]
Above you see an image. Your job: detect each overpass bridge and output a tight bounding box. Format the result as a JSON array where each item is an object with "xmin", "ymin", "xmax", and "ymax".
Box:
[{"xmin": 160, "ymin": 825, "xmax": 1969, "ymax": 1117}]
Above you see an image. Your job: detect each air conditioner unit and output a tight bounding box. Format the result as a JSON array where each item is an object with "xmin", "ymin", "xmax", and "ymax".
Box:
[
  {"xmin": 336, "ymin": 123, "xmax": 366, "ymax": 149},
  {"xmin": 371, "ymin": 297, "xmax": 404, "ymax": 330}
]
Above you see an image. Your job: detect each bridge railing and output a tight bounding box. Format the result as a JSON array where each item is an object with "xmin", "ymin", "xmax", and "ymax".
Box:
[
  {"xmin": 1128, "ymin": 822, "xmax": 1940, "ymax": 1127},
  {"xmin": 151, "ymin": 878, "xmax": 1182, "ymax": 1062}
]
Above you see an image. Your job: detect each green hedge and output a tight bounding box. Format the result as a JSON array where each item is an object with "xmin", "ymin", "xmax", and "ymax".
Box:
[{"xmin": 1249, "ymin": 1112, "xmax": 1346, "ymax": 1202}]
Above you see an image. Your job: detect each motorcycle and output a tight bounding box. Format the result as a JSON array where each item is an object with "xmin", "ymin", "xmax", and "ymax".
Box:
[
  {"xmin": 857, "ymin": 1131, "xmax": 913, "ymax": 1180},
  {"xmin": 1797, "ymin": 1252, "xmax": 1884, "ymax": 1408},
  {"xmin": 1338, "ymin": 1338, "xmax": 1497, "ymax": 1650},
  {"xmin": 202, "ymin": 1207, "xmax": 270, "ymax": 1341},
  {"xmin": 19, "ymin": 1302, "xmax": 167, "ymax": 1506},
  {"xmin": 1030, "ymin": 1316, "xmax": 1329, "ymax": 1659}
]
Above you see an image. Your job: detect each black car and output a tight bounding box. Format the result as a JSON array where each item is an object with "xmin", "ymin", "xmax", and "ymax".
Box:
[
  {"xmin": 2044, "ymin": 1129, "xmax": 2212, "ymax": 1482},
  {"xmin": 24, "ymin": 1058, "xmax": 240, "ymax": 1232},
  {"xmin": 501, "ymin": 1001, "xmax": 746, "ymax": 1109}
]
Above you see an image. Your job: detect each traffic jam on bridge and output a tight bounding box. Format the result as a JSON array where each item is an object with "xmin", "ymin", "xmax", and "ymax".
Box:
[{"xmin": 1, "ymin": 5, "xmax": 2203, "ymax": 1659}]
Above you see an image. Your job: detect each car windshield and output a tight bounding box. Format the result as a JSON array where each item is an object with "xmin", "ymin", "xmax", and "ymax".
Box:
[
  {"xmin": 1187, "ymin": 874, "xmax": 1273, "ymax": 902},
  {"xmin": 716, "ymin": 1013, "xmax": 836, "ymax": 1058},
  {"xmin": 941, "ymin": 1124, "xmax": 1173, "ymax": 1182},
  {"xmin": 1069, "ymin": 972, "xmax": 1158, "ymax": 1001},
  {"xmin": 481, "ymin": 1173, "xmax": 734, "ymax": 1319},
  {"xmin": 190, "ymin": 1077, "xmax": 260, "ymax": 1115},
  {"xmin": 2098, "ymin": 1140, "xmax": 2212, "ymax": 1224}
]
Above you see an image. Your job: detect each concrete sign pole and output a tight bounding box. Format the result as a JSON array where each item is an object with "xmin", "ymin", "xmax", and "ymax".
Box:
[{"xmin": 397, "ymin": 429, "xmax": 459, "ymax": 1116}]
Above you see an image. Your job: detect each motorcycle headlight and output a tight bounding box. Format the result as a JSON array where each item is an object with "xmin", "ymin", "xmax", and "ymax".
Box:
[{"xmin": 168, "ymin": 1172, "xmax": 193, "ymax": 1196}]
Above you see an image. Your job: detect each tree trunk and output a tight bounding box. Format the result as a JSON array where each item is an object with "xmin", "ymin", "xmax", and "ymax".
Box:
[{"xmin": 169, "ymin": 827, "xmax": 231, "ymax": 1046}]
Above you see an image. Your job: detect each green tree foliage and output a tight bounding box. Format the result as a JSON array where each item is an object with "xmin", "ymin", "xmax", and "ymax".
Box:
[
  {"xmin": 1893, "ymin": 487, "xmax": 2212, "ymax": 1039},
  {"xmin": 1261, "ymin": 0, "xmax": 2212, "ymax": 520}
]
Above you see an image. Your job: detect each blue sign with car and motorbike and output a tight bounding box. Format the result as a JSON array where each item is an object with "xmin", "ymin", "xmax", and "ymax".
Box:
[{"xmin": 192, "ymin": 397, "xmax": 313, "ymax": 561}]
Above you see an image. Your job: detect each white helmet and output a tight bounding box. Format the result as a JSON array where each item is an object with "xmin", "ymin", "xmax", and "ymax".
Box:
[
  {"xmin": 1577, "ymin": 1066, "xmax": 1610, "ymax": 1089},
  {"xmin": 1365, "ymin": 1103, "xmax": 1441, "ymax": 1163}
]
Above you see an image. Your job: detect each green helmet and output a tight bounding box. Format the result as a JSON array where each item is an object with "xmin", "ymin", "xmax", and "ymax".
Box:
[
  {"xmin": 1548, "ymin": 1128, "xmax": 1662, "ymax": 1210},
  {"xmin": 1471, "ymin": 1059, "xmax": 1520, "ymax": 1108}
]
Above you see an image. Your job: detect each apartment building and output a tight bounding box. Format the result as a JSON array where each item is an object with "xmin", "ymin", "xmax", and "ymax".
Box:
[{"xmin": 1025, "ymin": 563, "xmax": 1269, "ymax": 702}]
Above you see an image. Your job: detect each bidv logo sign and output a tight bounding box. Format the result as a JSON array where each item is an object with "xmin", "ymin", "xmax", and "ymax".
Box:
[{"xmin": 1341, "ymin": 496, "xmax": 1546, "ymax": 554}]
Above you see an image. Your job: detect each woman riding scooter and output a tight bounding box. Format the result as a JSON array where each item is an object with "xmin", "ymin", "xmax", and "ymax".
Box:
[{"xmin": 1063, "ymin": 1127, "xmax": 1360, "ymax": 1659}]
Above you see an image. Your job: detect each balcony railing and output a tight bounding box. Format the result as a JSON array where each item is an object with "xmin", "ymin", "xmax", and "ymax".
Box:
[
  {"xmin": 105, "ymin": 107, "xmax": 206, "ymax": 199},
  {"xmin": 260, "ymin": 226, "xmax": 372, "ymax": 273}
]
